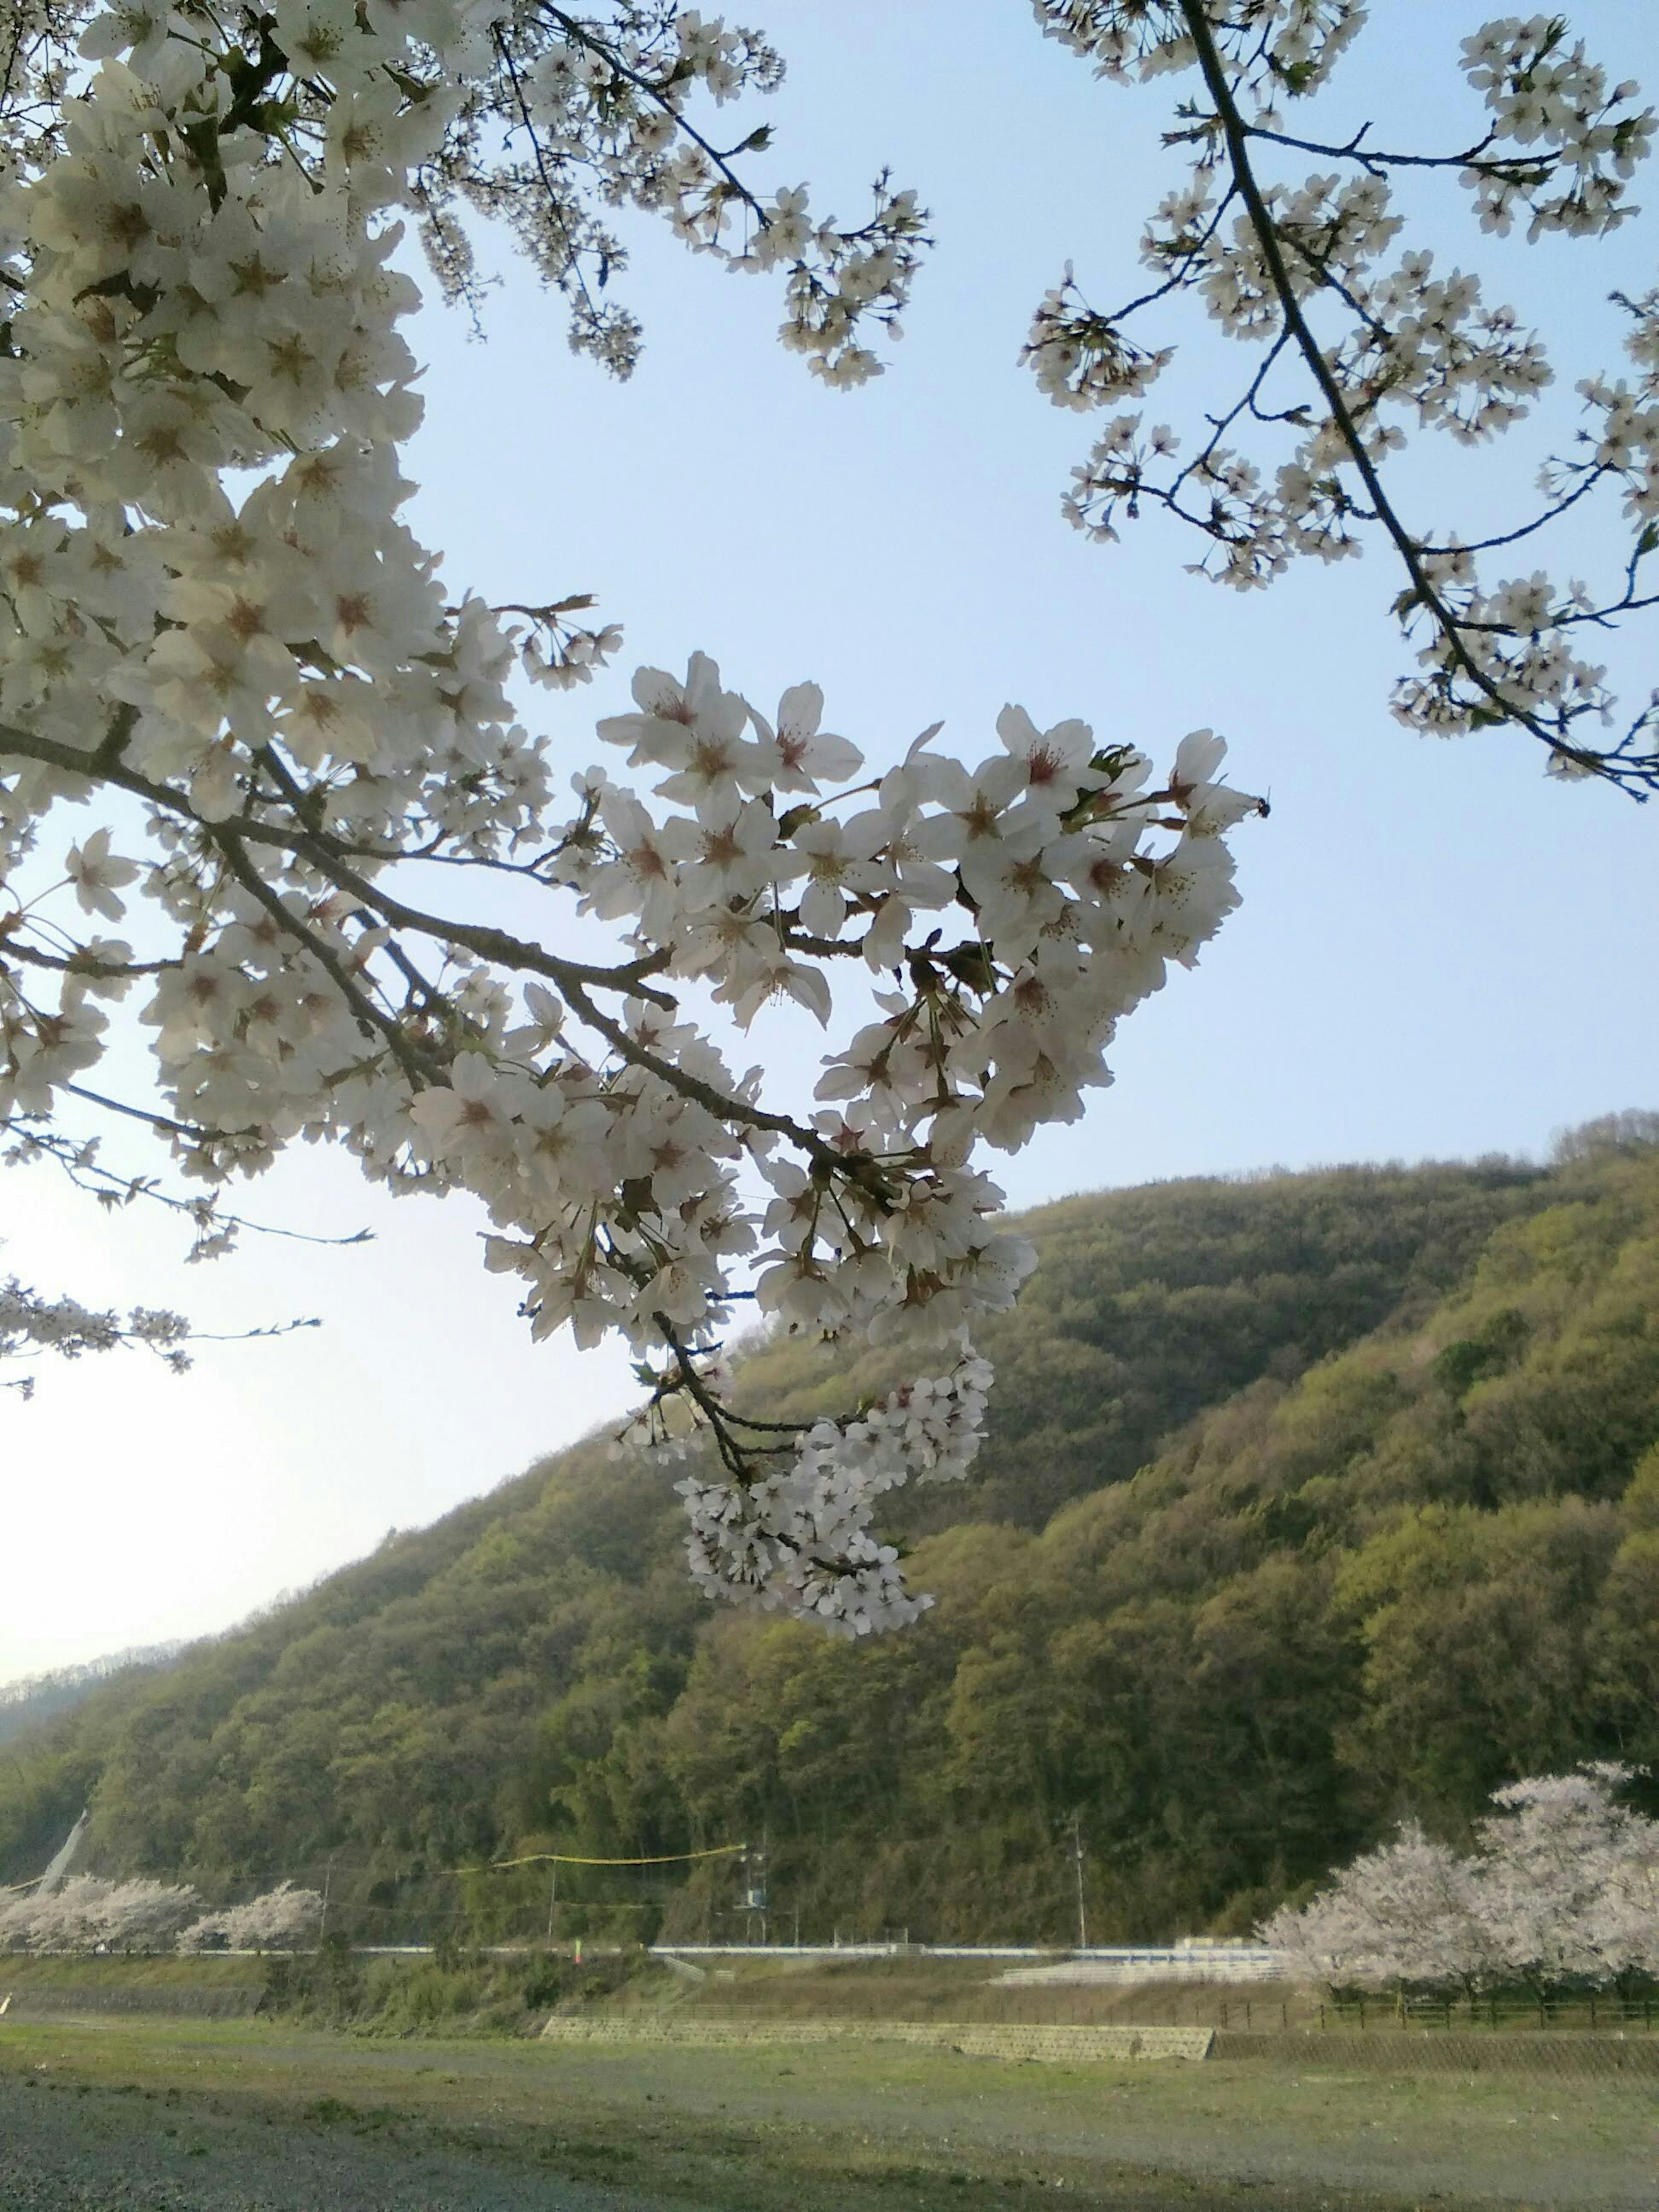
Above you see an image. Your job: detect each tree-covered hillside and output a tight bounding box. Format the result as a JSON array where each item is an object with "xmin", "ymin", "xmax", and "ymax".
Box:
[{"xmin": 4, "ymin": 1133, "xmax": 1655, "ymax": 1944}]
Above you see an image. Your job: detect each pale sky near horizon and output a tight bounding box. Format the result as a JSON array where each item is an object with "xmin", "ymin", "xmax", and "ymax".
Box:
[{"xmin": 3, "ymin": 0, "xmax": 1656, "ymax": 1684}]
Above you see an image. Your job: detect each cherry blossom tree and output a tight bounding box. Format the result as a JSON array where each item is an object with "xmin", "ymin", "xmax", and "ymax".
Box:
[
  {"xmin": 177, "ymin": 1880, "xmax": 323, "ymax": 1952},
  {"xmin": 0, "ymin": 1872, "xmax": 202, "ymax": 1950},
  {"xmin": 1264, "ymin": 1765, "xmax": 1659, "ymax": 1992},
  {"xmin": 1473, "ymin": 1761, "xmax": 1659, "ymax": 1988},
  {"xmin": 0, "ymin": 1, "xmax": 1266, "ymax": 1634},
  {"xmin": 1025, "ymin": 3, "xmax": 1659, "ymax": 793},
  {"xmin": 1589, "ymin": 1837, "xmax": 1659, "ymax": 1982},
  {"xmin": 0, "ymin": 1870, "xmax": 322, "ymax": 1954},
  {"xmin": 1259, "ymin": 1818, "xmax": 1497, "ymax": 1992}
]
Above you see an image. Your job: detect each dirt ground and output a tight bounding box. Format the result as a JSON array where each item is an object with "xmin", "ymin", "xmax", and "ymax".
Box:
[{"xmin": 2, "ymin": 2015, "xmax": 1655, "ymax": 2212}]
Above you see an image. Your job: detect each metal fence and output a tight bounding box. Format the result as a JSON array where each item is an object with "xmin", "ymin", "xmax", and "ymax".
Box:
[{"xmin": 1320, "ymin": 1990, "xmax": 1657, "ymax": 2033}]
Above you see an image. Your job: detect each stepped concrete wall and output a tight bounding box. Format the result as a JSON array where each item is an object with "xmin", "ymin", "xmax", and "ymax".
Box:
[
  {"xmin": 539, "ymin": 2016, "xmax": 1213, "ymax": 2063},
  {"xmin": 998, "ymin": 1950, "xmax": 1284, "ymax": 1988}
]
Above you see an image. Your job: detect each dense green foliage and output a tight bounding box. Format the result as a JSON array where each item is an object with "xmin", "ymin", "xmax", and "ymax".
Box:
[
  {"xmin": 260, "ymin": 1938, "xmax": 647, "ymax": 2036},
  {"xmin": 4, "ymin": 1134, "xmax": 1655, "ymax": 1943}
]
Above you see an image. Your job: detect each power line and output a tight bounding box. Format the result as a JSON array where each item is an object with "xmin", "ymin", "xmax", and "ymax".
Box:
[{"xmin": 452, "ymin": 1843, "xmax": 747, "ymax": 1874}]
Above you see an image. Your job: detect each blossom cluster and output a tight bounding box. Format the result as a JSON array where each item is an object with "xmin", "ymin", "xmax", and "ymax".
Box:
[
  {"xmin": 409, "ymin": 1, "xmax": 927, "ymax": 385},
  {"xmin": 0, "ymin": 2, "xmax": 1258, "ymax": 1630},
  {"xmin": 1033, "ymin": 0, "xmax": 1364, "ymax": 98},
  {"xmin": 1022, "ymin": 269, "xmax": 1173, "ymax": 411},
  {"xmin": 1262, "ymin": 1764, "xmax": 1659, "ymax": 1990},
  {"xmin": 1576, "ymin": 289, "xmax": 1659, "ymax": 524},
  {"xmin": 1026, "ymin": 3, "xmax": 1659, "ymax": 788},
  {"xmin": 1459, "ymin": 15, "xmax": 1654, "ymax": 240},
  {"xmin": 440, "ymin": 674, "xmax": 1255, "ymax": 1627},
  {"xmin": 0, "ymin": 1275, "xmax": 192, "ymax": 1396},
  {"xmin": 677, "ymin": 1348, "xmax": 995, "ymax": 1636}
]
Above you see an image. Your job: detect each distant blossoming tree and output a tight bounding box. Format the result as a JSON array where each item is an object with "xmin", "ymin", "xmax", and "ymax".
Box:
[
  {"xmin": 1260, "ymin": 1818, "xmax": 1498, "ymax": 1993},
  {"xmin": 0, "ymin": 1872, "xmax": 201, "ymax": 1950},
  {"xmin": 1263, "ymin": 1764, "xmax": 1659, "ymax": 1991},
  {"xmin": 178, "ymin": 1881, "xmax": 323, "ymax": 1952},
  {"xmin": 0, "ymin": 1872, "xmax": 321, "ymax": 1951}
]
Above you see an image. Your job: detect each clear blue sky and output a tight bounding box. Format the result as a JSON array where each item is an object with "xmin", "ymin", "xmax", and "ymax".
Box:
[{"xmin": 3, "ymin": 0, "xmax": 1654, "ymax": 1681}]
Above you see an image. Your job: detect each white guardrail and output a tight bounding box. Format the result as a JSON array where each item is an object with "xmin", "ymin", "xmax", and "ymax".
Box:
[
  {"xmin": 54, "ymin": 1940, "xmax": 1284, "ymax": 1980},
  {"xmin": 647, "ymin": 1943, "xmax": 1287, "ymax": 1983}
]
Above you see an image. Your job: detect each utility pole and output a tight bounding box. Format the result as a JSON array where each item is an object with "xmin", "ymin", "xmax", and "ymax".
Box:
[
  {"xmin": 1068, "ymin": 1815, "xmax": 1087, "ymax": 1951},
  {"xmin": 546, "ymin": 1859, "xmax": 558, "ymax": 1948},
  {"xmin": 742, "ymin": 1842, "xmax": 768, "ymax": 1946}
]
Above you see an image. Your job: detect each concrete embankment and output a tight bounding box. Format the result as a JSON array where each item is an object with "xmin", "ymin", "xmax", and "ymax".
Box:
[
  {"xmin": 4, "ymin": 1981, "xmax": 263, "ymax": 2018},
  {"xmin": 540, "ymin": 2016, "xmax": 1214, "ymax": 2062},
  {"xmin": 0, "ymin": 1959, "xmax": 265, "ymax": 2020}
]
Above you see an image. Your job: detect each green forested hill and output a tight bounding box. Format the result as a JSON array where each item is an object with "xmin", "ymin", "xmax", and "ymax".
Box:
[{"xmin": 4, "ymin": 1131, "xmax": 1656, "ymax": 1945}]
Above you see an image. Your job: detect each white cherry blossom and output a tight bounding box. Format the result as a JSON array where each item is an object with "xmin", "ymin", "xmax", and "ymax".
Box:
[
  {"xmin": 0, "ymin": 0, "xmax": 1265, "ymax": 1633},
  {"xmin": 64, "ymin": 827, "xmax": 140, "ymax": 921}
]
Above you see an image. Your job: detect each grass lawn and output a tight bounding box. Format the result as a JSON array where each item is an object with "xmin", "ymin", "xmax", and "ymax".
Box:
[{"xmin": 3, "ymin": 2014, "xmax": 1655, "ymax": 2211}]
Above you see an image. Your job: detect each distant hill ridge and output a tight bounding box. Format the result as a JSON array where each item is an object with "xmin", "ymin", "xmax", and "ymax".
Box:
[
  {"xmin": 0, "ymin": 1645, "xmax": 182, "ymax": 1748},
  {"xmin": 3, "ymin": 1127, "xmax": 1655, "ymax": 1944}
]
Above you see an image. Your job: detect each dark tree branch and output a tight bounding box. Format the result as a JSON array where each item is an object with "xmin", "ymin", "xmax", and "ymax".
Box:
[{"xmin": 1174, "ymin": 0, "xmax": 1649, "ymax": 795}]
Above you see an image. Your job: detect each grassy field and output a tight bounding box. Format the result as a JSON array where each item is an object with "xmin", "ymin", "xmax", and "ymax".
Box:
[{"xmin": 3, "ymin": 2012, "xmax": 1655, "ymax": 2211}]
